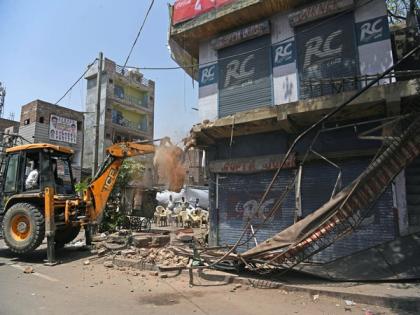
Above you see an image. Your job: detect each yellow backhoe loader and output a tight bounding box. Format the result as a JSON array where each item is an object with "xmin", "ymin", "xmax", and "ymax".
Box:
[{"xmin": 0, "ymin": 141, "xmax": 155, "ymax": 263}]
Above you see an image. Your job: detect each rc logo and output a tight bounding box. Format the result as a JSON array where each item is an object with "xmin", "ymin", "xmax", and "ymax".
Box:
[
  {"xmin": 224, "ymin": 54, "xmax": 255, "ymax": 88},
  {"xmin": 272, "ymin": 41, "xmax": 296, "ymax": 67},
  {"xmin": 303, "ymin": 30, "xmax": 343, "ymax": 68},
  {"xmin": 360, "ymin": 19, "xmax": 383, "ymax": 42},
  {"xmin": 199, "ymin": 64, "xmax": 218, "ymax": 87},
  {"xmin": 357, "ymin": 16, "xmax": 389, "ymax": 46}
]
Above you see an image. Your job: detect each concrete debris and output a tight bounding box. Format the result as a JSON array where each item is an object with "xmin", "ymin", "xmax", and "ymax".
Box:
[
  {"xmin": 312, "ymin": 294, "xmax": 319, "ymax": 302},
  {"xmin": 97, "ymin": 248, "xmax": 107, "ymax": 257},
  {"xmin": 83, "ymin": 260, "xmax": 90, "ymax": 266},
  {"xmin": 160, "ymin": 273, "xmax": 168, "ymax": 279},
  {"xmin": 344, "ymin": 300, "xmax": 356, "ymax": 306},
  {"xmin": 72, "ymin": 240, "xmax": 85, "ymax": 247},
  {"xmin": 23, "ymin": 266, "xmax": 34, "ymax": 274},
  {"xmin": 150, "ymin": 271, "xmax": 159, "ymax": 276},
  {"xmin": 103, "ymin": 261, "xmax": 114, "ymax": 268}
]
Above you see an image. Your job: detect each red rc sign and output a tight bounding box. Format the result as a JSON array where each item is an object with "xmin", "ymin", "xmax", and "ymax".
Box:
[{"xmin": 172, "ymin": 0, "xmax": 235, "ymax": 25}]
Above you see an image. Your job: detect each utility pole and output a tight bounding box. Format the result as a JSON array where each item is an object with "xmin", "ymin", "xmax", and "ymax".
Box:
[
  {"xmin": 0, "ymin": 82, "xmax": 5, "ymax": 118},
  {"xmin": 92, "ymin": 52, "xmax": 103, "ymax": 177}
]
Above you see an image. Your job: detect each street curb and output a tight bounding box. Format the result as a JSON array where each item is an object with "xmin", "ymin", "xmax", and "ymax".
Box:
[
  {"xmin": 110, "ymin": 257, "xmax": 419, "ymax": 313},
  {"xmin": 233, "ymin": 277, "xmax": 420, "ymax": 313}
]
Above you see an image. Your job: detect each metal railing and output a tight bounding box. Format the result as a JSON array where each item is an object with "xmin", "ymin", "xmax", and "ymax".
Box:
[
  {"xmin": 115, "ymin": 65, "xmax": 152, "ymax": 87},
  {"xmin": 300, "ymin": 70, "xmax": 420, "ymax": 99},
  {"xmin": 114, "ymin": 92, "xmax": 148, "ymax": 108},
  {"xmin": 111, "ymin": 116, "xmax": 148, "ymax": 132}
]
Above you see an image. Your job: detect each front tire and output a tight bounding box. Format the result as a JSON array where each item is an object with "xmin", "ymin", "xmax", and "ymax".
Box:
[{"xmin": 2, "ymin": 203, "xmax": 45, "ymax": 255}]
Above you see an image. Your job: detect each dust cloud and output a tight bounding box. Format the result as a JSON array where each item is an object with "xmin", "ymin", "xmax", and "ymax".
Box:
[{"xmin": 153, "ymin": 137, "xmax": 186, "ymax": 192}]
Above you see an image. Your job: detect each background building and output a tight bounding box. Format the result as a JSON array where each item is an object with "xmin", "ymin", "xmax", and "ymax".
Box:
[
  {"xmin": 83, "ymin": 57, "xmax": 155, "ymax": 170},
  {"xmin": 18, "ymin": 99, "xmax": 84, "ymax": 180},
  {"xmin": 170, "ymin": 0, "xmax": 420, "ymax": 280}
]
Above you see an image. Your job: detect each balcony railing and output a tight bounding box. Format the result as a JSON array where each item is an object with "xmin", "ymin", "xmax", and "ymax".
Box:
[
  {"xmin": 114, "ymin": 92, "xmax": 148, "ymax": 108},
  {"xmin": 111, "ymin": 114, "xmax": 148, "ymax": 132},
  {"xmin": 115, "ymin": 65, "xmax": 152, "ymax": 87},
  {"xmin": 300, "ymin": 70, "xmax": 420, "ymax": 99}
]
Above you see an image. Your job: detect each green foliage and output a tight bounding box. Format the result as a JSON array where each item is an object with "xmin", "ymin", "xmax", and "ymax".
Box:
[
  {"xmin": 387, "ymin": 0, "xmax": 419, "ymax": 24},
  {"xmin": 74, "ymin": 178, "xmax": 90, "ymax": 194},
  {"xmin": 100, "ymin": 159, "xmax": 145, "ymax": 232},
  {"xmin": 113, "ymin": 159, "xmax": 146, "ymax": 194}
]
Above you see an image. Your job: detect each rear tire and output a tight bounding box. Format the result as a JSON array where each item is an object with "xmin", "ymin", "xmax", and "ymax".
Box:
[
  {"xmin": 55, "ymin": 225, "xmax": 81, "ymax": 249},
  {"xmin": 2, "ymin": 203, "xmax": 45, "ymax": 255}
]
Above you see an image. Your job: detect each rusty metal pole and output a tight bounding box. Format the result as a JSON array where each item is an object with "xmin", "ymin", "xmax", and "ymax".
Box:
[{"xmin": 44, "ymin": 187, "xmax": 58, "ymax": 266}]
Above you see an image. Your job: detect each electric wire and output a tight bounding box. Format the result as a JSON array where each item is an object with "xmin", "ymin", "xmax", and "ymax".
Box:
[
  {"xmin": 122, "ymin": 0, "xmax": 378, "ymax": 72},
  {"xmin": 55, "ymin": 59, "xmax": 97, "ymax": 105},
  {"xmin": 122, "ymin": 0, "xmax": 154, "ymax": 70}
]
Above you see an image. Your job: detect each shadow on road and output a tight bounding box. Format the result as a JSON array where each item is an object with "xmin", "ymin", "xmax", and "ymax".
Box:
[{"xmin": 0, "ymin": 245, "xmax": 94, "ymax": 265}]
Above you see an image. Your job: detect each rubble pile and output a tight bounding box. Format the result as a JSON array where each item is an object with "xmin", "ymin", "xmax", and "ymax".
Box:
[
  {"xmin": 91, "ymin": 230, "xmax": 190, "ymax": 268},
  {"xmin": 119, "ymin": 247, "xmax": 190, "ymax": 267}
]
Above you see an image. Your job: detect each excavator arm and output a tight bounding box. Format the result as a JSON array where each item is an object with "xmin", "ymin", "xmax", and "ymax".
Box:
[{"xmin": 84, "ymin": 142, "xmax": 155, "ymax": 223}]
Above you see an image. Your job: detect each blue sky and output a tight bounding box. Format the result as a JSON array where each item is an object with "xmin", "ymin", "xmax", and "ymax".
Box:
[{"xmin": 0, "ymin": 0, "xmax": 199, "ymax": 143}]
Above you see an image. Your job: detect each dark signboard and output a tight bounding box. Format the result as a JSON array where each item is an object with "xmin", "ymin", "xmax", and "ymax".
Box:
[
  {"xmin": 296, "ymin": 12, "xmax": 358, "ymax": 98},
  {"xmin": 209, "ymin": 153, "xmax": 296, "ymax": 174},
  {"xmin": 272, "ymin": 40, "xmax": 296, "ymax": 67},
  {"xmin": 211, "ymin": 21, "xmax": 270, "ymax": 50},
  {"xmin": 199, "ymin": 63, "xmax": 218, "ymax": 87},
  {"xmin": 289, "ymin": 0, "xmax": 353, "ymax": 27},
  {"xmin": 356, "ymin": 16, "xmax": 390, "ymax": 46}
]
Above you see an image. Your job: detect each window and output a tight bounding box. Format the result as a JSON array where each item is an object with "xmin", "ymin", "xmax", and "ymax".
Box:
[
  {"xmin": 4, "ymin": 154, "xmax": 19, "ymax": 192},
  {"xmin": 51, "ymin": 156, "xmax": 74, "ymax": 195},
  {"xmin": 24, "ymin": 152, "xmax": 40, "ymax": 191},
  {"xmin": 114, "ymin": 85, "xmax": 124, "ymax": 99},
  {"xmin": 87, "ymin": 78, "xmax": 96, "ymax": 89},
  {"xmin": 39, "ymin": 117, "xmax": 44, "ymax": 123},
  {"xmin": 24, "ymin": 119, "xmax": 30, "ymax": 125}
]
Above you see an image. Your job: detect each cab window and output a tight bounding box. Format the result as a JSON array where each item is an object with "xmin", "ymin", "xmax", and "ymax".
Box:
[
  {"xmin": 4, "ymin": 154, "xmax": 19, "ymax": 193},
  {"xmin": 51, "ymin": 156, "xmax": 74, "ymax": 195},
  {"xmin": 24, "ymin": 152, "xmax": 40, "ymax": 191}
]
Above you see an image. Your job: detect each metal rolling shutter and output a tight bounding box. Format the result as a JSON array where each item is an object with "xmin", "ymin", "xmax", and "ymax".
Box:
[
  {"xmin": 295, "ymin": 13, "xmax": 359, "ymax": 99},
  {"xmin": 218, "ymin": 35, "xmax": 272, "ymax": 117},
  {"xmin": 301, "ymin": 158, "xmax": 396, "ymax": 263},
  {"xmin": 406, "ymin": 156, "xmax": 420, "ymax": 228},
  {"xmin": 216, "ymin": 170, "xmax": 295, "ymax": 252}
]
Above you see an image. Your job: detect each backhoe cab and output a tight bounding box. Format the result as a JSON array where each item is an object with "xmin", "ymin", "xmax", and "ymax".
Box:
[{"xmin": 0, "ymin": 141, "xmax": 155, "ymax": 256}]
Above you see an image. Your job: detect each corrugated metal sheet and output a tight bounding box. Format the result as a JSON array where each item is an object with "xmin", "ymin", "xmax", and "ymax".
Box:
[
  {"xmin": 406, "ymin": 156, "xmax": 420, "ymax": 227},
  {"xmin": 18, "ymin": 124, "xmax": 36, "ymax": 143},
  {"xmin": 217, "ymin": 170, "xmax": 296, "ymax": 252},
  {"xmin": 301, "ymin": 158, "xmax": 396, "ymax": 263},
  {"xmin": 295, "ymin": 12, "xmax": 359, "ymax": 99},
  {"xmin": 218, "ymin": 35, "xmax": 272, "ymax": 117}
]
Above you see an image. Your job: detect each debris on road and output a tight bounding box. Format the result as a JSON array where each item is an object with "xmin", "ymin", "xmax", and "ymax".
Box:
[
  {"xmin": 103, "ymin": 261, "xmax": 114, "ymax": 268},
  {"xmin": 23, "ymin": 266, "xmax": 34, "ymax": 274},
  {"xmin": 83, "ymin": 260, "xmax": 90, "ymax": 266},
  {"xmin": 312, "ymin": 294, "xmax": 319, "ymax": 302}
]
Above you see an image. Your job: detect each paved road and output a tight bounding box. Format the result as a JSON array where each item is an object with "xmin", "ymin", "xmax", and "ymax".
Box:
[{"xmin": 0, "ymin": 239, "xmax": 396, "ymax": 315}]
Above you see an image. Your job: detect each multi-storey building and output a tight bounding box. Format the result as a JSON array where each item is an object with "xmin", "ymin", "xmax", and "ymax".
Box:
[
  {"xmin": 18, "ymin": 100, "xmax": 84, "ymax": 180},
  {"xmin": 170, "ymin": 0, "xmax": 420, "ymax": 280},
  {"xmin": 83, "ymin": 57, "xmax": 155, "ymax": 169}
]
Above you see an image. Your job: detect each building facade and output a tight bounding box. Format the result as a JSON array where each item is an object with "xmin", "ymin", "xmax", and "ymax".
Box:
[
  {"xmin": 83, "ymin": 57, "xmax": 155, "ymax": 169},
  {"xmin": 170, "ymin": 0, "xmax": 420, "ymax": 279},
  {"xmin": 18, "ymin": 100, "xmax": 84, "ymax": 180}
]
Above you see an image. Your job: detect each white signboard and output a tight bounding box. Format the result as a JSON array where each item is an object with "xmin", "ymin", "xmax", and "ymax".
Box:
[{"xmin": 49, "ymin": 114, "xmax": 77, "ymax": 144}]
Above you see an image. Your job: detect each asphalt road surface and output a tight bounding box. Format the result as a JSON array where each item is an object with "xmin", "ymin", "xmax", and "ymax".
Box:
[{"xmin": 0, "ymin": 239, "xmax": 396, "ymax": 315}]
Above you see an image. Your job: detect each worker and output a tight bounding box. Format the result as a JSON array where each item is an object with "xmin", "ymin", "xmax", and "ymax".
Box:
[
  {"xmin": 25, "ymin": 161, "xmax": 39, "ymax": 190},
  {"xmin": 194, "ymin": 198, "xmax": 200, "ymax": 208}
]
